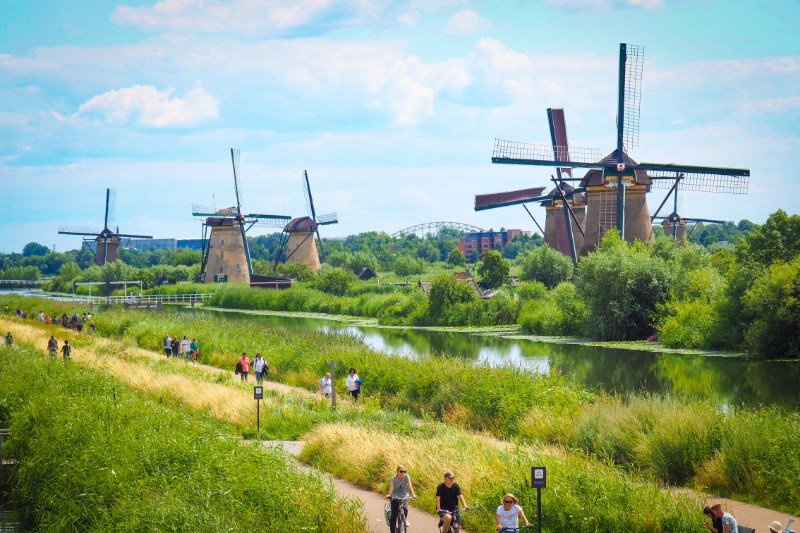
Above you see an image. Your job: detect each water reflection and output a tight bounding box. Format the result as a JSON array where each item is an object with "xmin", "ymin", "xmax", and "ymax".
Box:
[{"xmin": 173, "ymin": 307, "xmax": 800, "ymax": 409}]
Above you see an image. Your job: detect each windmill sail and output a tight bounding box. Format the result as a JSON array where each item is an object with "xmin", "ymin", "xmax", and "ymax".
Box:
[
  {"xmin": 492, "ymin": 139, "xmax": 602, "ymax": 169},
  {"xmin": 475, "ymin": 187, "xmax": 548, "ymax": 211},
  {"xmin": 620, "ymin": 44, "xmax": 644, "ymax": 151}
]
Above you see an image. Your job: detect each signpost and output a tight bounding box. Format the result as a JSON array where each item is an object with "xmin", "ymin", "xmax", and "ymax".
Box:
[
  {"xmin": 324, "ymin": 359, "xmax": 341, "ymax": 411},
  {"xmin": 531, "ymin": 466, "xmax": 546, "ymax": 533},
  {"xmin": 254, "ymin": 386, "xmax": 263, "ymax": 434}
]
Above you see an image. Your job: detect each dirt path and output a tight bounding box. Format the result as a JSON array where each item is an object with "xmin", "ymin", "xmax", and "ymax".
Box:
[
  {"xmin": 262, "ymin": 440, "xmax": 445, "ymax": 533},
  {"xmin": 1, "ymin": 317, "xmax": 793, "ymax": 530}
]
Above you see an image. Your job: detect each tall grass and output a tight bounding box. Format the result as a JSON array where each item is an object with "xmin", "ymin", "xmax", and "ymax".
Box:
[
  {"xmin": 0, "ymin": 347, "xmax": 367, "ymax": 531},
  {"xmin": 4, "ymin": 294, "xmax": 800, "ymax": 514},
  {"xmin": 300, "ymin": 423, "xmax": 705, "ymax": 532}
]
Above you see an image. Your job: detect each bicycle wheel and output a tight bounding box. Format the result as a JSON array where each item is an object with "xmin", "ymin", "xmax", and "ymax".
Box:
[{"xmin": 395, "ymin": 510, "xmax": 407, "ymax": 533}]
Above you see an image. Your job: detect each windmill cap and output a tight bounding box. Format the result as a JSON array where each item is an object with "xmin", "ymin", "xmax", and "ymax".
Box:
[{"xmin": 769, "ymin": 520, "xmax": 782, "ymax": 533}]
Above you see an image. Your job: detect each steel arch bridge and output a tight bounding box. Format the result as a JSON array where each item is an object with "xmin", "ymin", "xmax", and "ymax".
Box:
[{"xmin": 391, "ymin": 221, "xmax": 485, "ymax": 238}]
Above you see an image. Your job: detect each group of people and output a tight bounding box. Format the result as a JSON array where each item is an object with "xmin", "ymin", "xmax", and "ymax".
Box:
[
  {"xmin": 235, "ymin": 352, "xmax": 269, "ymax": 383},
  {"xmin": 5, "ymin": 306, "xmax": 95, "ymax": 333},
  {"xmin": 318, "ymin": 368, "xmax": 363, "ymax": 401},
  {"xmin": 162, "ymin": 334, "xmax": 200, "ymax": 362},
  {"xmin": 384, "ymin": 468, "xmax": 530, "ymax": 533}
]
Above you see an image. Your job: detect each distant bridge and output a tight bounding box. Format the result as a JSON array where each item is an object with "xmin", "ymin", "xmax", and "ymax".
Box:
[
  {"xmin": 391, "ymin": 222, "xmax": 484, "ymax": 238},
  {"xmin": 0, "ymin": 279, "xmax": 49, "ymax": 288}
]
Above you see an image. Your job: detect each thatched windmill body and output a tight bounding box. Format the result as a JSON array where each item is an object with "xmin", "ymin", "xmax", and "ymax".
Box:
[
  {"xmin": 193, "ymin": 149, "xmax": 290, "ymax": 284},
  {"xmin": 475, "ymin": 108, "xmax": 587, "ymax": 264},
  {"xmin": 58, "ymin": 188, "xmax": 152, "ymax": 266},
  {"xmin": 275, "ymin": 171, "xmax": 338, "ymax": 272},
  {"xmin": 491, "ymin": 43, "xmax": 749, "ymax": 254}
]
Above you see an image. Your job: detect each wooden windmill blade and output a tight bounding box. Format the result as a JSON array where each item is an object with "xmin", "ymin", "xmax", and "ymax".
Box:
[
  {"xmin": 492, "ymin": 138, "xmax": 603, "ymax": 169},
  {"xmin": 547, "ymin": 108, "xmax": 572, "ymax": 178},
  {"xmin": 619, "ymin": 43, "xmax": 644, "ymax": 152},
  {"xmin": 474, "ymin": 187, "xmax": 549, "ymax": 211},
  {"xmin": 58, "ymin": 225, "xmax": 102, "ymax": 236},
  {"xmin": 642, "ymin": 165, "xmax": 749, "ymax": 194}
]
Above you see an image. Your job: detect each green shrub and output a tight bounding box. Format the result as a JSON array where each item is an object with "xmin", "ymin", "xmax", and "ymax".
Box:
[
  {"xmin": 393, "ymin": 255, "xmax": 427, "ymax": 276},
  {"xmin": 518, "ymin": 245, "xmax": 573, "ymax": 288},
  {"xmin": 742, "ymin": 257, "xmax": 800, "ymax": 357},
  {"xmin": 312, "ymin": 268, "xmax": 357, "ymax": 296},
  {"xmin": 518, "ymin": 283, "xmax": 587, "ymax": 336}
]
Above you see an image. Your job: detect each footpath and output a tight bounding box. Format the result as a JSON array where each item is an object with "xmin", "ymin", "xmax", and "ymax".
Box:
[{"xmin": 0, "ymin": 316, "xmax": 793, "ymax": 531}]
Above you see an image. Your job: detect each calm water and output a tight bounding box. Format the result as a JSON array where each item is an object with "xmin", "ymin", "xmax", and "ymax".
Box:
[{"xmin": 172, "ymin": 307, "xmax": 800, "ymax": 410}]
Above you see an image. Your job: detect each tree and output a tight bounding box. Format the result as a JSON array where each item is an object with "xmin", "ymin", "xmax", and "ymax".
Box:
[
  {"xmin": 312, "ymin": 268, "xmax": 355, "ymax": 296},
  {"xmin": 394, "ymin": 255, "xmax": 427, "ymax": 276},
  {"xmin": 737, "ymin": 209, "xmax": 800, "ymax": 267},
  {"xmin": 22, "ymin": 242, "xmax": 49, "ymax": 257},
  {"xmin": 427, "ymin": 274, "xmax": 477, "ymax": 319},
  {"xmin": 477, "ymin": 250, "xmax": 509, "ymax": 289},
  {"xmin": 447, "ymin": 249, "xmax": 466, "ymax": 266},
  {"xmin": 518, "ymin": 245, "xmax": 573, "ymax": 288},
  {"xmin": 576, "ymin": 231, "xmax": 671, "ymax": 341},
  {"xmin": 742, "ymin": 256, "xmax": 800, "ymax": 358}
]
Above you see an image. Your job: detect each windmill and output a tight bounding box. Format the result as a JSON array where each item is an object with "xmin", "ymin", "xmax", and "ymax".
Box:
[
  {"xmin": 491, "ymin": 43, "xmax": 749, "ymax": 255},
  {"xmin": 475, "ymin": 108, "xmax": 587, "ymax": 264},
  {"xmin": 58, "ymin": 188, "xmax": 152, "ymax": 266},
  {"xmin": 649, "ymin": 173, "xmax": 725, "ymax": 239},
  {"xmin": 192, "ymin": 149, "xmax": 290, "ymax": 284},
  {"xmin": 274, "ymin": 171, "xmax": 338, "ymax": 272}
]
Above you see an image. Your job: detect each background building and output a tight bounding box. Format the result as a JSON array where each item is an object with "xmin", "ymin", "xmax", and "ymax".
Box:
[{"xmin": 458, "ymin": 228, "xmax": 528, "ymax": 260}]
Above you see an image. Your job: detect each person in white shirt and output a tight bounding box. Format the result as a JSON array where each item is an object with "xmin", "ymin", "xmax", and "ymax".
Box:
[
  {"xmin": 496, "ymin": 493, "xmax": 530, "ymax": 531},
  {"xmin": 253, "ymin": 353, "xmax": 268, "ymax": 383},
  {"xmin": 345, "ymin": 368, "xmax": 361, "ymax": 401},
  {"xmin": 319, "ymin": 372, "xmax": 332, "ymax": 398},
  {"xmin": 179, "ymin": 336, "xmax": 191, "ymax": 360}
]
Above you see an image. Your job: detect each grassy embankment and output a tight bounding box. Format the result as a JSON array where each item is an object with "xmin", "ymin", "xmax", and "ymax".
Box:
[
  {"xmin": 1, "ymin": 316, "xmax": 705, "ymax": 532},
  {"xmin": 0, "ymin": 346, "xmax": 366, "ymax": 531},
  {"xmin": 4, "ymin": 294, "xmax": 800, "ymax": 516}
]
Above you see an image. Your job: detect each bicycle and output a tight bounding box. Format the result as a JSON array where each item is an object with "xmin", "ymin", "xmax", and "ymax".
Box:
[
  {"xmin": 782, "ymin": 517, "xmax": 797, "ymax": 533},
  {"xmin": 438, "ymin": 507, "xmax": 469, "ymax": 533},
  {"xmin": 385, "ymin": 495, "xmax": 415, "ymax": 533}
]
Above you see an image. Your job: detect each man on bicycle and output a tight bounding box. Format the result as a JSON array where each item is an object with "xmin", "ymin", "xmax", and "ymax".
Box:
[{"xmin": 436, "ymin": 471, "xmax": 469, "ymax": 533}]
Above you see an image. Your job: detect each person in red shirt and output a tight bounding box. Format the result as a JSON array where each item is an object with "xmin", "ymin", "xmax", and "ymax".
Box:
[{"xmin": 237, "ymin": 353, "xmax": 250, "ymax": 381}]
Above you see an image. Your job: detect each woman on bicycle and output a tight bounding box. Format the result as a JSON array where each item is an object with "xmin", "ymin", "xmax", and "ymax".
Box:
[
  {"xmin": 496, "ymin": 493, "xmax": 530, "ymax": 531},
  {"xmin": 386, "ymin": 465, "xmax": 417, "ymax": 533}
]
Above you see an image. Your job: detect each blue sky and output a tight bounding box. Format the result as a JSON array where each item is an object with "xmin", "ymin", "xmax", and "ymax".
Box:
[{"xmin": 1, "ymin": 0, "xmax": 798, "ymax": 253}]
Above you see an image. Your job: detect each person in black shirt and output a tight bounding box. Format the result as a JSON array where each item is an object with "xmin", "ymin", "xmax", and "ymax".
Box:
[
  {"xmin": 435, "ymin": 472, "xmax": 469, "ymax": 533},
  {"xmin": 703, "ymin": 505, "xmax": 722, "ymax": 533},
  {"xmin": 61, "ymin": 339, "xmax": 71, "ymax": 360}
]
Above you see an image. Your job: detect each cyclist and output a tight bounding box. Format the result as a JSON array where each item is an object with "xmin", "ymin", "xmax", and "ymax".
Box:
[
  {"xmin": 386, "ymin": 465, "xmax": 417, "ymax": 533},
  {"xmin": 496, "ymin": 493, "xmax": 530, "ymax": 531},
  {"xmin": 436, "ymin": 472, "xmax": 469, "ymax": 533}
]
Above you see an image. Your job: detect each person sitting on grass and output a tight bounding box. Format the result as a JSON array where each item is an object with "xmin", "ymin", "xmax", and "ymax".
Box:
[{"xmin": 710, "ymin": 504, "xmax": 738, "ymax": 533}]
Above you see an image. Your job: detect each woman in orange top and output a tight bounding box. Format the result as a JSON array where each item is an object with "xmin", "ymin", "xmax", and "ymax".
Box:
[{"xmin": 238, "ymin": 353, "xmax": 250, "ymax": 381}]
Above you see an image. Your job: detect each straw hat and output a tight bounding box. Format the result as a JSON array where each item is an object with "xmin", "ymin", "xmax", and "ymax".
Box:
[{"xmin": 769, "ymin": 520, "xmax": 783, "ymax": 533}]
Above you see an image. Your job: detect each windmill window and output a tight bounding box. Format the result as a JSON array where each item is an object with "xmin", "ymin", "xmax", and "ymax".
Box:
[
  {"xmin": 220, "ymin": 239, "xmax": 224, "ymax": 245},
  {"xmin": 235, "ymin": 263, "xmax": 241, "ymax": 271},
  {"xmin": 219, "ymin": 265, "xmax": 224, "ymax": 272},
  {"xmin": 220, "ymin": 251, "xmax": 224, "ymax": 259}
]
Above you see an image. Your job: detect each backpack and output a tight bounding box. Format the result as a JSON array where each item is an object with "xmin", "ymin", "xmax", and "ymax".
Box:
[{"xmin": 235, "ymin": 361, "xmax": 242, "ymax": 375}]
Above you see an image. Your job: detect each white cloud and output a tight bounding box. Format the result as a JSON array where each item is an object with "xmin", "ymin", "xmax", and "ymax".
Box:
[
  {"xmin": 547, "ymin": 0, "xmax": 664, "ymax": 10},
  {"xmin": 442, "ymin": 9, "xmax": 488, "ymax": 35},
  {"xmin": 397, "ymin": 11, "xmax": 419, "ymax": 26},
  {"xmin": 77, "ymin": 84, "xmax": 219, "ymax": 128},
  {"xmin": 739, "ymin": 96, "xmax": 800, "ymax": 115},
  {"xmin": 112, "ymin": 0, "xmax": 388, "ymax": 35}
]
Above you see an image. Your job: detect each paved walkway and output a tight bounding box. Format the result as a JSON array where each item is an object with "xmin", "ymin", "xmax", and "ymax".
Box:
[{"xmin": 262, "ymin": 440, "xmax": 446, "ymax": 533}]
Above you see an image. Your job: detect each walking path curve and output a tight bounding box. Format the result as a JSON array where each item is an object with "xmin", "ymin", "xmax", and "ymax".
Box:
[{"xmin": 262, "ymin": 440, "xmax": 446, "ymax": 533}]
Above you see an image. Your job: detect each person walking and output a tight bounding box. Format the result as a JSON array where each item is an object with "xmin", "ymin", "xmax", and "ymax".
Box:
[
  {"xmin": 5, "ymin": 332, "xmax": 14, "ymax": 347},
  {"xmin": 47, "ymin": 335, "xmax": 58, "ymax": 359},
  {"xmin": 163, "ymin": 334, "xmax": 172, "ymax": 357},
  {"xmin": 253, "ymin": 353, "xmax": 267, "ymax": 383},
  {"xmin": 180, "ymin": 336, "xmax": 190, "ymax": 361},
  {"xmin": 346, "ymin": 368, "xmax": 361, "ymax": 402},
  {"xmin": 386, "ymin": 466, "xmax": 417, "ymax": 533},
  {"xmin": 238, "ymin": 353, "xmax": 250, "ymax": 381},
  {"xmin": 319, "ymin": 372, "xmax": 333, "ymax": 399},
  {"xmin": 170, "ymin": 336, "xmax": 180, "ymax": 358},
  {"xmin": 61, "ymin": 339, "xmax": 71, "ymax": 360},
  {"xmin": 190, "ymin": 338, "xmax": 199, "ymax": 362}
]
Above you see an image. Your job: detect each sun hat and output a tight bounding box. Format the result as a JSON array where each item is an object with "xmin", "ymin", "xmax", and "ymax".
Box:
[{"xmin": 769, "ymin": 520, "xmax": 783, "ymax": 533}]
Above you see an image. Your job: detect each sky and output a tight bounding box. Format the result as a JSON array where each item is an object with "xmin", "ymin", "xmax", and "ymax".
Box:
[{"xmin": 1, "ymin": 0, "xmax": 799, "ymax": 253}]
